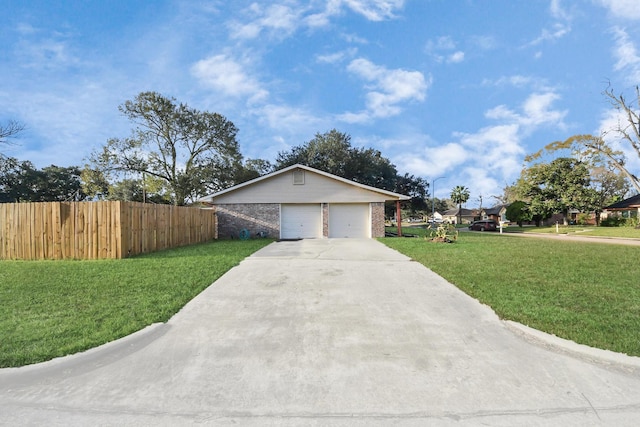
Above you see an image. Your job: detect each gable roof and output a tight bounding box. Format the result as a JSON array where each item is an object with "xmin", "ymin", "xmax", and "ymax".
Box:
[
  {"xmin": 199, "ymin": 164, "xmax": 410, "ymax": 203},
  {"xmin": 484, "ymin": 204, "xmax": 508, "ymax": 215},
  {"xmin": 604, "ymin": 194, "xmax": 640, "ymax": 210},
  {"xmin": 442, "ymin": 207, "xmax": 476, "ymax": 217}
]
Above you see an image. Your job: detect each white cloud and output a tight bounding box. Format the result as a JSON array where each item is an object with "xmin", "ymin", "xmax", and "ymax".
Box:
[
  {"xmin": 257, "ymin": 103, "xmax": 325, "ymax": 134},
  {"xmin": 611, "ymin": 27, "xmax": 640, "ymax": 83},
  {"xmin": 521, "ymin": 92, "xmax": 567, "ymax": 127},
  {"xmin": 485, "ymin": 92, "xmax": 567, "ymax": 131},
  {"xmin": 485, "ymin": 105, "xmax": 520, "ymax": 122},
  {"xmin": 483, "ymin": 75, "xmax": 550, "ymax": 90},
  {"xmin": 341, "ymin": 0, "xmax": 405, "ymax": 21},
  {"xmin": 426, "ymin": 36, "xmax": 465, "ymax": 64},
  {"xmin": 399, "ymin": 91, "xmax": 567, "ymax": 200},
  {"xmin": 428, "ymin": 36, "xmax": 456, "ymax": 51},
  {"xmin": 597, "ymin": 0, "xmax": 640, "ymax": 20},
  {"xmin": 397, "ymin": 142, "xmax": 468, "ymax": 180},
  {"xmin": 550, "ymin": 0, "xmax": 570, "ymax": 20},
  {"xmin": 235, "ymin": 0, "xmax": 405, "ymax": 36},
  {"xmin": 13, "ymin": 26, "xmax": 82, "ymax": 70},
  {"xmin": 316, "ymin": 48, "xmax": 357, "ymax": 64},
  {"xmin": 337, "ymin": 111, "xmax": 371, "ymax": 124},
  {"xmin": 1, "ymin": 82, "xmax": 126, "ymax": 168},
  {"xmin": 339, "ymin": 58, "xmax": 429, "ymax": 122},
  {"xmin": 191, "ymin": 54, "xmax": 269, "ymax": 103},
  {"xmin": 447, "ymin": 51, "xmax": 465, "ymax": 63},
  {"xmin": 228, "ymin": 3, "xmax": 302, "ymax": 40},
  {"xmin": 524, "ymin": 1, "xmax": 573, "ymax": 48},
  {"xmin": 448, "ymin": 124, "xmax": 525, "ymax": 199},
  {"xmin": 470, "ymin": 35, "xmax": 497, "ymax": 51},
  {"xmin": 526, "ymin": 22, "xmax": 571, "ymax": 47}
]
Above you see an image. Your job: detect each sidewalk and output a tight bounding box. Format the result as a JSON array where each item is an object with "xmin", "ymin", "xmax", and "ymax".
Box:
[{"xmin": 495, "ymin": 230, "xmax": 640, "ymax": 246}]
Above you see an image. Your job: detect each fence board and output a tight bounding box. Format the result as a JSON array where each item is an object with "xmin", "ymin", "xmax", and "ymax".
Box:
[{"xmin": 0, "ymin": 201, "xmax": 217, "ymax": 260}]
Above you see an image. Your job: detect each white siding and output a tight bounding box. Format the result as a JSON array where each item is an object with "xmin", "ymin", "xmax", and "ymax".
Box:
[
  {"xmin": 281, "ymin": 204, "xmax": 322, "ymax": 239},
  {"xmin": 329, "ymin": 204, "xmax": 370, "ymax": 238},
  {"xmin": 213, "ymin": 170, "xmax": 390, "ymax": 204}
]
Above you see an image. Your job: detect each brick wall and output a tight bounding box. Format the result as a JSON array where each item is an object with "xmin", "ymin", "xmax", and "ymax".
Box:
[
  {"xmin": 322, "ymin": 203, "xmax": 329, "ymax": 237},
  {"xmin": 216, "ymin": 203, "xmax": 279, "ymax": 239},
  {"xmin": 216, "ymin": 202, "xmax": 387, "ymax": 239},
  {"xmin": 371, "ymin": 202, "xmax": 385, "ymax": 237}
]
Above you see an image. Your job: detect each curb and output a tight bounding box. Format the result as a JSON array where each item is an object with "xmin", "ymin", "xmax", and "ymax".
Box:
[
  {"xmin": 504, "ymin": 320, "xmax": 640, "ymax": 375},
  {"xmin": 0, "ymin": 323, "xmax": 169, "ymax": 386}
]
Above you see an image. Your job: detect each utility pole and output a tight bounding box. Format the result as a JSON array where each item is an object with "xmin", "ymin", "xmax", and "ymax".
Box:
[{"xmin": 431, "ymin": 176, "xmax": 445, "ymax": 220}]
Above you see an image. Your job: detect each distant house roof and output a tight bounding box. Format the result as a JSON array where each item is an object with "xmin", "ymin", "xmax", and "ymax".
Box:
[
  {"xmin": 484, "ymin": 204, "xmax": 508, "ymax": 215},
  {"xmin": 604, "ymin": 194, "xmax": 640, "ymax": 210},
  {"xmin": 443, "ymin": 207, "xmax": 476, "ymax": 217}
]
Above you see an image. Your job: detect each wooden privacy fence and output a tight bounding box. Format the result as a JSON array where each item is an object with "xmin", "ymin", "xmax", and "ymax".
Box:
[{"xmin": 0, "ymin": 201, "xmax": 217, "ymax": 260}]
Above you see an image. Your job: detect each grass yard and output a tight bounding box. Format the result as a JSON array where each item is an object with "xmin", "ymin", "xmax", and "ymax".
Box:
[
  {"xmin": 0, "ymin": 239, "xmax": 272, "ymax": 368},
  {"xmin": 381, "ymin": 232, "xmax": 640, "ymax": 357},
  {"xmin": 504, "ymin": 224, "xmax": 640, "ymax": 238}
]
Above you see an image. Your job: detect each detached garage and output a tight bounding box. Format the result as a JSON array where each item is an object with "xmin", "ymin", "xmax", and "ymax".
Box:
[{"xmin": 199, "ymin": 164, "xmax": 409, "ymax": 239}]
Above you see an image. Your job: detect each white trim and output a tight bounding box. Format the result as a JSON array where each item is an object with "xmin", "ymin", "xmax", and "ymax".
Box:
[{"xmin": 199, "ymin": 164, "xmax": 410, "ymax": 203}]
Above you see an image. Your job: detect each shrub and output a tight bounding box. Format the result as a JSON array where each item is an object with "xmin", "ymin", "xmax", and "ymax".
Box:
[
  {"xmin": 576, "ymin": 213, "xmax": 591, "ymax": 225},
  {"xmin": 427, "ymin": 223, "xmax": 458, "ymax": 243},
  {"xmin": 601, "ymin": 215, "xmax": 639, "ymax": 227}
]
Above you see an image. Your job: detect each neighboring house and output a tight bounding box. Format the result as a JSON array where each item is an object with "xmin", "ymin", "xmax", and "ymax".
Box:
[
  {"xmin": 199, "ymin": 164, "xmax": 410, "ymax": 239},
  {"xmin": 604, "ymin": 194, "xmax": 640, "ymax": 218},
  {"xmin": 482, "ymin": 205, "xmax": 508, "ymax": 223},
  {"xmin": 442, "ymin": 207, "xmax": 476, "ymax": 224},
  {"xmin": 430, "ymin": 211, "xmax": 444, "ymax": 222}
]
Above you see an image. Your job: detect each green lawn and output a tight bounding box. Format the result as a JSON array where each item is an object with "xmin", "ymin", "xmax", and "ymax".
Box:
[
  {"xmin": 381, "ymin": 233, "xmax": 640, "ymax": 357},
  {"xmin": 503, "ymin": 224, "xmax": 640, "ymax": 238},
  {"xmin": 4, "ymin": 232, "xmax": 639, "ymax": 367},
  {"xmin": 0, "ymin": 239, "xmax": 272, "ymax": 368}
]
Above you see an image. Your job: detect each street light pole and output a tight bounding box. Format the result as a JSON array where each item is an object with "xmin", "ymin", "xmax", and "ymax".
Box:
[{"xmin": 431, "ymin": 176, "xmax": 445, "ymax": 220}]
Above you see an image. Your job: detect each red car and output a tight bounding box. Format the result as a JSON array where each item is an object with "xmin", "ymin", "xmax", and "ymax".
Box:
[{"xmin": 468, "ymin": 220, "xmax": 498, "ymax": 231}]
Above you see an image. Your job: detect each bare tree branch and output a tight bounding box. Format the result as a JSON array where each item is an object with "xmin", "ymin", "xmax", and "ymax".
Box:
[{"xmin": 0, "ymin": 120, "xmax": 25, "ymax": 145}]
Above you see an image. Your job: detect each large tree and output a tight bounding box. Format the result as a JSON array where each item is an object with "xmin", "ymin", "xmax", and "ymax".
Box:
[
  {"xmin": 515, "ymin": 157, "xmax": 597, "ymax": 225},
  {"xmin": 233, "ymin": 158, "xmax": 274, "ymax": 184},
  {"xmin": 394, "ymin": 173, "xmax": 429, "ymax": 214},
  {"xmin": 450, "ymin": 185, "xmax": 470, "ymax": 224},
  {"xmin": 275, "ymin": 129, "xmax": 399, "ymax": 191},
  {"xmin": 0, "ymin": 157, "xmax": 34, "ymax": 202},
  {"xmin": 0, "ymin": 158, "xmax": 85, "ymax": 202},
  {"xmin": 590, "ymin": 164, "xmax": 630, "ymax": 224},
  {"xmin": 90, "ymin": 92, "xmax": 243, "ymax": 205},
  {"xmin": 527, "ymin": 85, "xmax": 640, "ymax": 193},
  {"xmin": 276, "ymin": 129, "xmax": 429, "ymax": 217}
]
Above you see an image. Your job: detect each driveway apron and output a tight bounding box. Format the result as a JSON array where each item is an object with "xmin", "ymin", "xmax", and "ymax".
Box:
[{"xmin": 2, "ymin": 238, "xmax": 640, "ymax": 426}]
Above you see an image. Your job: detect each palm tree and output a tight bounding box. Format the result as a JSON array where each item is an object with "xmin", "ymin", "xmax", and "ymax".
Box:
[{"xmin": 450, "ymin": 185, "xmax": 470, "ymax": 224}]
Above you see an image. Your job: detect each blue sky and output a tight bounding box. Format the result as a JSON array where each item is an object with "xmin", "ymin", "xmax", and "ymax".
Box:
[{"xmin": 2, "ymin": 0, "xmax": 640, "ymax": 204}]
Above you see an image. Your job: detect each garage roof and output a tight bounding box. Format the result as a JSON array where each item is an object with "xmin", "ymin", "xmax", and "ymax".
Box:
[{"xmin": 199, "ymin": 164, "xmax": 410, "ymax": 204}]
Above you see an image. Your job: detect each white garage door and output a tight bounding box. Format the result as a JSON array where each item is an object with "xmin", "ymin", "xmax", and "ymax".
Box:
[
  {"xmin": 329, "ymin": 203, "xmax": 370, "ymax": 238},
  {"xmin": 281, "ymin": 204, "xmax": 322, "ymax": 239}
]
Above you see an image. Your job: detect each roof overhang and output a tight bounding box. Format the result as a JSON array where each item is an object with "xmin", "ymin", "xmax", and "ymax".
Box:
[{"xmin": 199, "ymin": 163, "xmax": 411, "ymax": 203}]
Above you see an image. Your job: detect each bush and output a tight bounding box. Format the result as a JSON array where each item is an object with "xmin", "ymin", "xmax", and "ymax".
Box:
[
  {"xmin": 427, "ymin": 223, "xmax": 458, "ymax": 243},
  {"xmin": 505, "ymin": 200, "xmax": 530, "ymax": 227},
  {"xmin": 576, "ymin": 213, "xmax": 591, "ymax": 225},
  {"xmin": 601, "ymin": 215, "xmax": 639, "ymax": 227}
]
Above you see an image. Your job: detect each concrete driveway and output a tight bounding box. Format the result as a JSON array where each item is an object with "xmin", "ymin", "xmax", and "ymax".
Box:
[{"xmin": 2, "ymin": 238, "xmax": 640, "ymax": 426}]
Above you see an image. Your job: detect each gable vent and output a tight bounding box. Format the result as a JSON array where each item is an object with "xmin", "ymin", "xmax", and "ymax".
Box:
[{"xmin": 293, "ymin": 169, "xmax": 305, "ymax": 185}]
